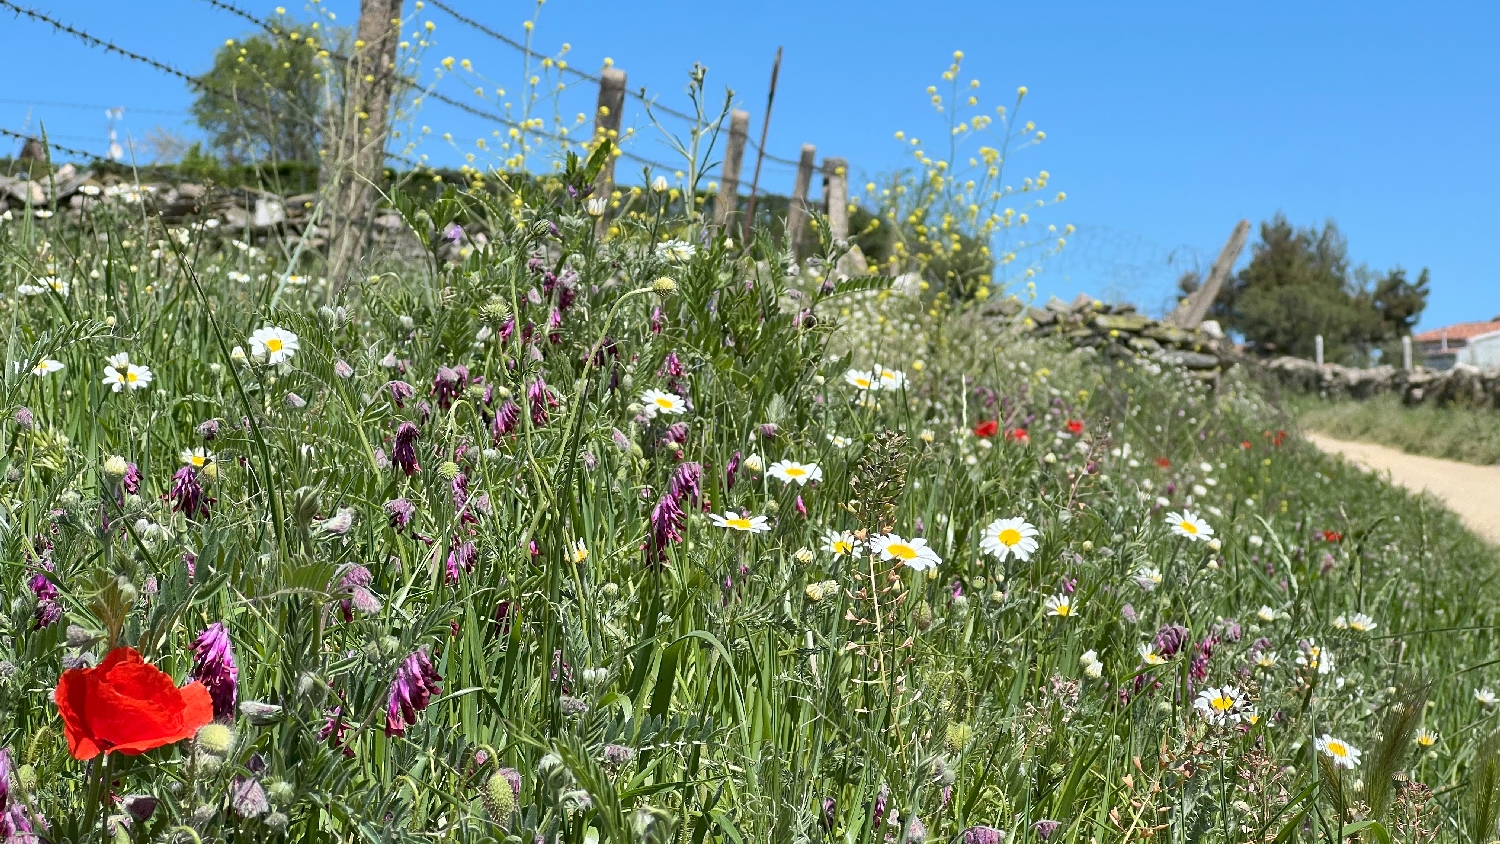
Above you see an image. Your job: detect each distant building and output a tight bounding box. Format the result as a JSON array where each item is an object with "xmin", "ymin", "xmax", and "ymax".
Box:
[{"xmin": 1414, "ymin": 318, "xmax": 1500, "ymax": 370}]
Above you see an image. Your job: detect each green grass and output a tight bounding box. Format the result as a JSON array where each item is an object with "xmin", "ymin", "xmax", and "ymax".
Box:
[
  {"xmin": 0, "ymin": 176, "xmax": 1497, "ymax": 843},
  {"xmin": 1294, "ymin": 393, "xmax": 1500, "ymax": 465}
]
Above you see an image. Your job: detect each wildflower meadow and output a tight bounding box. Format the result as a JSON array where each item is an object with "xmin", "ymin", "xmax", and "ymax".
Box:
[{"xmin": 0, "ymin": 51, "xmax": 1498, "ymax": 844}]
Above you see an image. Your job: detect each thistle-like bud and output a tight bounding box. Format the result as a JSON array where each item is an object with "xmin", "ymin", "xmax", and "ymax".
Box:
[
  {"xmin": 945, "ymin": 723, "xmax": 972, "ymax": 753},
  {"xmin": 196, "ymin": 723, "xmax": 235, "ymax": 755},
  {"xmin": 482, "ymin": 770, "xmax": 518, "ymax": 822},
  {"xmin": 912, "ymin": 601, "xmax": 934, "ymax": 631},
  {"xmin": 651, "ymin": 276, "xmax": 676, "ymax": 297},
  {"xmin": 103, "ymin": 455, "xmax": 128, "ymax": 478},
  {"xmin": 629, "ymin": 806, "xmax": 677, "ymax": 844},
  {"xmin": 479, "ymin": 296, "xmax": 511, "ymax": 327}
]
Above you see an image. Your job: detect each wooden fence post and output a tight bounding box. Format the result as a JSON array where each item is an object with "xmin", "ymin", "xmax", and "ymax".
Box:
[
  {"xmin": 326, "ymin": 0, "xmax": 405, "ymax": 289},
  {"xmin": 713, "ymin": 109, "xmax": 750, "ymax": 231},
  {"xmin": 1169, "ymin": 219, "xmax": 1250, "ymax": 328},
  {"xmin": 823, "ymin": 157, "xmax": 866, "ymax": 276},
  {"xmin": 787, "ymin": 143, "xmax": 816, "ymax": 257},
  {"xmin": 592, "ymin": 67, "xmax": 626, "ymax": 239}
]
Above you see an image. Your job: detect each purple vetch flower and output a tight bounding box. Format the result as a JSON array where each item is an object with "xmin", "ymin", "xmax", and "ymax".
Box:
[
  {"xmin": 431, "ymin": 366, "xmax": 469, "ymax": 411},
  {"xmin": 385, "ymin": 648, "xmax": 443, "ymax": 737},
  {"xmin": 1153, "ymin": 624, "xmax": 1190, "ymax": 659},
  {"xmin": 903, "ymin": 817, "xmax": 927, "ymax": 844},
  {"xmin": 602, "ymin": 744, "xmax": 636, "ymax": 766},
  {"xmin": 166, "ymin": 466, "xmax": 213, "ymax": 519},
  {"xmin": 758, "ymin": 423, "xmax": 779, "ymax": 439},
  {"xmin": 725, "ymin": 451, "xmax": 741, "ymax": 490},
  {"xmin": 230, "ymin": 776, "xmax": 269, "ymax": 818},
  {"xmin": 336, "ymin": 564, "xmax": 381, "ymax": 620},
  {"xmin": 795, "ymin": 495, "xmax": 807, "ymax": 518},
  {"xmin": 0, "ymin": 747, "xmax": 39, "ymax": 841},
  {"xmin": 649, "ymin": 306, "xmax": 665, "ymax": 334},
  {"xmin": 452, "ymin": 473, "xmax": 479, "ymax": 524},
  {"xmin": 1190, "ymin": 635, "xmax": 1220, "ymax": 685},
  {"xmin": 611, "ymin": 428, "xmax": 631, "ymax": 451},
  {"xmin": 12, "ymin": 407, "xmax": 34, "ymax": 431},
  {"xmin": 334, "ymin": 359, "xmax": 354, "ymax": 379},
  {"xmin": 444, "ymin": 223, "xmax": 464, "ymax": 244},
  {"xmin": 963, "ymin": 826, "xmax": 1006, "ymax": 844},
  {"xmin": 190, "ymin": 622, "xmax": 239, "ymax": 720},
  {"xmin": 660, "ymin": 422, "xmax": 689, "ymax": 447},
  {"xmin": 28, "ymin": 573, "xmax": 60, "ymax": 630},
  {"xmin": 446, "ymin": 540, "xmax": 477, "ymax": 583},
  {"xmin": 122, "ymin": 795, "xmax": 158, "ymax": 824},
  {"xmin": 819, "ymin": 797, "xmax": 837, "ymax": 832},
  {"xmin": 871, "ymin": 784, "xmax": 890, "ymax": 828},
  {"xmin": 196, "ymin": 418, "xmax": 221, "ymax": 441},
  {"xmin": 386, "ymin": 380, "xmax": 416, "ymax": 408},
  {"xmin": 646, "ymin": 493, "xmax": 685, "ymax": 565},
  {"xmin": 526, "ymin": 378, "xmax": 555, "ymax": 426},
  {"xmin": 668, "ymin": 462, "xmax": 703, "ymax": 509},
  {"xmin": 491, "ymin": 400, "xmax": 521, "ymax": 440},
  {"xmin": 1120, "ymin": 603, "xmax": 1138, "ymax": 624},
  {"xmin": 393, "ymin": 423, "xmax": 421, "ymax": 476},
  {"xmin": 122, "ymin": 462, "xmax": 141, "ymax": 495},
  {"xmin": 1033, "ymin": 820, "xmax": 1061, "ymax": 841}
]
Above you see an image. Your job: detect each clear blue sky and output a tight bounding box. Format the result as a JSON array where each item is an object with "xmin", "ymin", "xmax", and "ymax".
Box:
[{"xmin": 4, "ymin": 1, "xmax": 1496, "ymax": 328}]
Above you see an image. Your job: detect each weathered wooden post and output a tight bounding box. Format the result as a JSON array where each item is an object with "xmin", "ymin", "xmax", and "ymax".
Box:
[
  {"xmin": 1169, "ymin": 219, "xmax": 1250, "ymax": 328},
  {"xmin": 713, "ymin": 110, "xmax": 750, "ymax": 231},
  {"xmin": 1402, "ymin": 335, "xmax": 1413, "ymax": 371},
  {"xmin": 592, "ymin": 67, "xmax": 626, "ymax": 239},
  {"xmin": 823, "ymin": 157, "xmax": 867, "ymax": 276},
  {"xmin": 326, "ymin": 0, "xmax": 405, "ymax": 289},
  {"xmin": 1315, "ymin": 335, "xmax": 1325, "ymax": 366},
  {"xmin": 787, "ymin": 144, "xmax": 816, "ymax": 257}
]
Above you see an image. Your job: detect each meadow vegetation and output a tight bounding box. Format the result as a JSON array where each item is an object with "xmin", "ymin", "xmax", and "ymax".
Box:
[
  {"xmin": 0, "ymin": 48, "xmax": 1497, "ymax": 844},
  {"xmin": 1294, "ymin": 394, "xmax": 1500, "ymax": 467}
]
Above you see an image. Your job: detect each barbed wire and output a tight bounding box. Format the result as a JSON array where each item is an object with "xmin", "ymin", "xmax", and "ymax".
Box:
[
  {"xmin": 0, "ymin": 126, "xmax": 106, "ymax": 162},
  {"xmin": 187, "ymin": 0, "xmax": 679, "ymax": 172},
  {"xmin": 423, "ymin": 0, "xmax": 804, "ymax": 169},
  {"xmin": 0, "ymin": 97, "xmax": 186, "ymax": 116}
]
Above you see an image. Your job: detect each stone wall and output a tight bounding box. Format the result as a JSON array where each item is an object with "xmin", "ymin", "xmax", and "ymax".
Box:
[{"xmin": 1261, "ymin": 357, "xmax": 1500, "ymax": 409}]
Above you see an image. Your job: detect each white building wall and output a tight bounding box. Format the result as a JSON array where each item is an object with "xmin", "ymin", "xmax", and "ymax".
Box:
[{"xmin": 1457, "ymin": 331, "xmax": 1500, "ymax": 368}]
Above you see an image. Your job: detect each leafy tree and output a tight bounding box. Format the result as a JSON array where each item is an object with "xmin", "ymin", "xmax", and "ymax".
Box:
[
  {"xmin": 190, "ymin": 19, "xmax": 327, "ymax": 164},
  {"xmin": 1214, "ymin": 214, "xmax": 1428, "ymax": 362}
]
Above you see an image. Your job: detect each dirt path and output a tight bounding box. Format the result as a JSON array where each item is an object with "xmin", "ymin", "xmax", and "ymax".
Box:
[{"xmin": 1306, "ymin": 433, "xmax": 1500, "ymax": 545}]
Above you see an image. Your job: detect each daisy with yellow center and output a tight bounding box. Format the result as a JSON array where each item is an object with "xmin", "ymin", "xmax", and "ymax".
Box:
[
  {"xmin": 1254, "ymin": 651, "xmax": 1278, "ymax": 668},
  {"xmin": 1043, "ymin": 594, "xmax": 1075, "ymax": 618},
  {"xmin": 980, "ymin": 516, "xmax": 1039, "ymax": 562},
  {"xmin": 180, "ymin": 447, "xmax": 215, "ymax": 469},
  {"xmin": 824, "ymin": 529, "xmax": 861, "ymax": 558},
  {"xmin": 1415, "ymin": 729, "xmax": 1438, "ymax": 748},
  {"xmin": 872, "ymin": 364, "xmax": 906, "ymax": 390},
  {"xmin": 1316, "ymin": 734, "xmax": 1361, "ymax": 768},
  {"xmin": 639, "ymin": 389, "xmax": 687, "ymax": 419},
  {"xmin": 569, "ymin": 539, "xmax": 589, "ymax": 564},
  {"xmin": 30, "ymin": 359, "xmax": 64, "ymax": 377},
  {"xmin": 1166, "ymin": 510, "xmax": 1214, "ymax": 541},
  {"xmin": 843, "ymin": 369, "xmax": 876, "ymax": 391},
  {"xmin": 102, "ymin": 358, "xmax": 153, "ymax": 392},
  {"xmin": 1139, "ymin": 643, "xmax": 1168, "ymax": 665},
  {"xmin": 250, "ymin": 326, "xmax": 300, "ymax": 365},
  {"xmin": 768, "ymin": 460, "xmax": 823, "ymax": 485},
  {"xmin": 1194, "ymin": 685, "xmax": 1249, "ymax": 725},
  {"xmin": 708, "ymin": 511, "xmax": 771, "ymax": 534},
  {"xmin": 870, "ymin": 534, "xmax": 942, "ymax": 571}
]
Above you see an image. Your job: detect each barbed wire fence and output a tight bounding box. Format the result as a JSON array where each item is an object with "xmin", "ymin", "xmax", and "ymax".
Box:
[{"xmin": 3, "ymin": 0, "xmax": 849, "ymax": 266}]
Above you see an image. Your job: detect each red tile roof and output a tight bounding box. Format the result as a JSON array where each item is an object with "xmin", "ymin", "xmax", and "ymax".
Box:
[{"xmin": 1413, "ymin": 320, "xmax": 1500, "ymax": 344}]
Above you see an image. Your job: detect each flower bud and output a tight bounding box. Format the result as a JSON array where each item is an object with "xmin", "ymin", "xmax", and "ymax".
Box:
[
  {"xmin": 103, "ymin": 455, "xmax": 129, "ymax": 478},
  {"xmin": 482, "ymin": 769, "xmax": 518, "ymax": 821},
  {"xmin": 651, "ymin": 276, "xmax": 676, "ymax": 296},
  {"xmin": 197, "ymin": 723, "xmax": 235, "ymax": 755}
]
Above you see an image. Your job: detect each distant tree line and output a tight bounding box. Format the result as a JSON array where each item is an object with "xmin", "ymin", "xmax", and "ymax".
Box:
[{"xmin": 1184, "ymin": 214, "xmax": 1430, "ymax": 364}]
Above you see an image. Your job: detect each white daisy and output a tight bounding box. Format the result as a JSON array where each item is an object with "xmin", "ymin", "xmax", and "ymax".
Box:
[
  {"xmin": 31, "ymin": 359, "xmax": 64, "ymax": 377},
  {"xmin": 1256, "ymin": 605, "xmax": 1279, "ymax": 622},
  {"xmin": 843, "ymin": 369, "xmax": 877, "ymax": 391},
  {"xmin": 1079, "ymin": 650, "xmax": 1103, "ymax": 678},
  {"xmin": 1254, "ymin": 651, "xmax": 1278, "ymax": 668},
  {"xmin": 1415, "ymin": 729, "xmax": 1438, "ymax": 747},
  {"xmin": 1296, "ymin": 640, "xmax": 1334, "ymax": 675},
  {"xmin": 1044, "ymin": 594, "xmax": 1076, "ymax": 618},
  {"xmin": 228, "ymin": 271, "xmax": 252, "ymax": 284},
  {"xmin": 249, "ymin": 326, "xmax": 300, "ymax": 365},
  {"xmin": 655, "ymin": 239, "xmax": 696, "ymax": 262},
  {"xmin": 1139, "ymin": 643, "xmax": 1168, "ymax": 665},
  {"xmin": 103, "ymin": 361, "xmax": 153, "ymax": 392},
  {"xmin": 1194, "ymin": 686, "xmax": 1250, "ymax": 725},
  {"xmin": 1316, "ymin": 734, "xmax": 1362, "ymax": 769},
  {"xmin": 1133, "ymin": 566, "xmax": 1163, "ymax": 591},
  {"xmin": 180, "ymin": 447, "xmax": 215, "ymax": 468},
  {"xmin": 979, "ymin": 517, "xmax": 1040, "ymax": 562},
  {"xmin": 869, "ymin": 534, "xmax": 942, "ymax": 571},
  {"xmin": 824, "ymin": 529, "xmax": 862, "ymax": 558},
  {"xmin": 872, "ymin": 364, "xmax": 906, "ymax": 390},
  {"xmin": 829, "ymin": 435, "xmax": 851, "ymax": 448},
  {"xmin": 1166, "ymin": 510, "xmax": 1214, "ymax": 541},
  {"xmin": 1477, "ymin": 688, "xmax": 1497, "ymax": 707},
  {"xmin": 569, "ymin": 539, "xmax": 589, "ymax": 564},
  {"xmin": 1346, "ymin": 613, "xmax": 1377, "ymax": 633},
  {"xmin": 767, "ymin": 460, "xmax": 823, "ymax": 485},
  {"xmin": 708, "ymin": 511, "xmax": 771, "ymax": 534},
  {"xmin": 639, "ymin": 389, "xmax": 687, "ymax": 418}
]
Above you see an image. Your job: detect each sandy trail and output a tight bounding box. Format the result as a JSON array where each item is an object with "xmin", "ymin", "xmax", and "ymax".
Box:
[{"xmin": 1306, "ymin": 433, "xmax": 1500, "ymax": 545}]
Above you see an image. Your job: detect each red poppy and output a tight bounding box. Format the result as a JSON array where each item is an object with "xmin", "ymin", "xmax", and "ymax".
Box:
[
  {"xmin": 1066, "ymin": 419, "xmax": 1084, "ymax": 434},
  {"xmin": 972, "ymin": 419, "xmax": 999, "ymax": 438},
  {"xmin": 1241, "ymin": 441, "xmax": 1252, "ymax": 449},
  {"xmin": 1321, "ymin": 530, "xmax": 1343, "ymax": 543},
  {"xmin": 1154, "ymin": 457, "xmax": 1172, "ymax": 468},
  {"xmin": 54, "ymin": 647, "xmax": 213, "ymax": 760},
  {"xmin": 1005, "ymin": 427, "xmax": 1029, "ymax": 443},
  {"xmin": 1272, "ymin": 430, "xmax": 1287, "ymax": 447}
]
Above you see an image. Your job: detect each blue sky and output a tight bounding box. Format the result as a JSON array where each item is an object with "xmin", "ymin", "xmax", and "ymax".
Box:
[{"xmin": 4, "ymin": 1, "xmax": 1496, "ymax": 328}]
